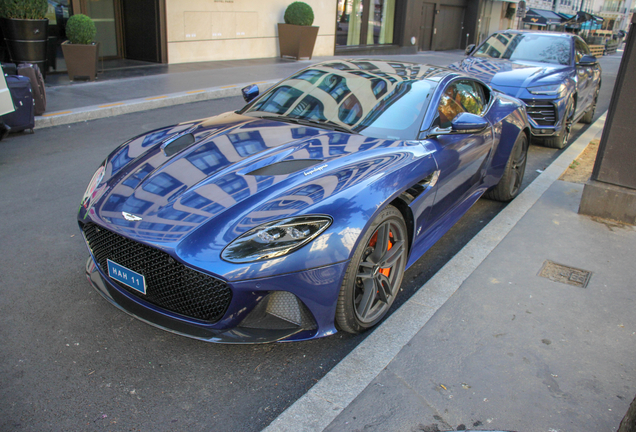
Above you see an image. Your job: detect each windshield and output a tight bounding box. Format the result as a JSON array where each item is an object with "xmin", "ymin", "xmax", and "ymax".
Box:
[
  {"xmin": 239, "ymin": 63, "xmax": 437, "ymax": 140},
  {"xmin": 473, "ymin": 33, "xmax": 572, "ymax": 66}
]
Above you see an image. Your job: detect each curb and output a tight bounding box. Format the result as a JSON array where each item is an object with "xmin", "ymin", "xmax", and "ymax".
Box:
[
  {"xmin": 262, "ymin": 113, "xmax": 608, "ymax": 432},
  {"xmin": 35, "ymin": 80, "xmax": 279, "ymax": 129}
]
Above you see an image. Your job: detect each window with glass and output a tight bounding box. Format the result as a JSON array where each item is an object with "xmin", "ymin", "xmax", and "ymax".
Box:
[
  {"xmin": 437, "ymin": 81, "xmax": 488, "ymax": 128},
  {"xmin": 239, "ymin": 65, "xmax": 436, "ymax": 140},
  {"xmin": 336, "ymin": 0, "xmax": 396, "ymax": 47},
  {"xmin": 319, "ymin": 74, "xmax": 352, "ymax": 102},
  {"xmin": 291, "ymin": 96, "xmax": 327, "ymax": 121},
  {"xmin": 574, "ymin": 37, "xmax": 590, "ymax": 63},
  {"xmin": 474, "ymin": 33, "xmax": 572, "ymax": 66},
  {"xmin": 252, "ymin": 86, "xmax": 304, "ymax": 114}
]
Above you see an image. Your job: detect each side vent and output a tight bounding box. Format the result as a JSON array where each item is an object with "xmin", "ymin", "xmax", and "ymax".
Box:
[{"xmin": 399, "ymin": 172, "xmax": 439, "ymax": 204}]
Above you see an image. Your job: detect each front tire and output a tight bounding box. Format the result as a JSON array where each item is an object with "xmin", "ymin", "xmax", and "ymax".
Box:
[
  {"xmin": 484, "ymin": 132, "xmax": 528, "ymax": 202},
  {"xmin": 335, "ymin": 205, "xmax": 408, "ymax": 334},
  {"xmin": 538, "ymin": 98, "xmax": 574, "ymax": 149}
]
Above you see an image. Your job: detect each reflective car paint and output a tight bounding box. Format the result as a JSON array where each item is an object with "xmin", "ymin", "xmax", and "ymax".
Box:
[{"xmin": 79, "ymin": 60, "xmax": 530, "ymax": 343}]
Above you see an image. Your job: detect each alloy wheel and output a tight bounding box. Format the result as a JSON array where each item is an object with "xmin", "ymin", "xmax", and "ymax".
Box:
[
  {"xmin": 508, "ymin": 135, "xmax": 528, "ymax": 197},
  {"xmin": 354, "ymin": 220, "xmax": 406, "ymax": 323}
]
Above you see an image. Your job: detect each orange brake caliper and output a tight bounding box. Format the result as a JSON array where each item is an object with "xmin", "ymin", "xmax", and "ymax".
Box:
[{"xmin": 379, "ymin": 233, "xmax": 393, "ymax": 277}]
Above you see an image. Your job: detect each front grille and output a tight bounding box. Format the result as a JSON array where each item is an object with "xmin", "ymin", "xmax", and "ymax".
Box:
[
  {"xmin": 83, "ymin": 223, "xmax": 232, "ymax": 322},
  {"xmin": 524, "ymin": 101, "xmax": 557, "ymax": 126}
]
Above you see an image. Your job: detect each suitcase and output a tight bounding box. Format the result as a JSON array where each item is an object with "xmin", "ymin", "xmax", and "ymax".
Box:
[
  {"xmin": 17, "ymin": 63, "xmax": 46, "ymax": 115},
  {"xmin": 0, "ymin": 75, "xmax": 35, "ymax": 133},
  {"xmin": 2, "ymin": 62, "xmax": 17, "ymax": 76}
]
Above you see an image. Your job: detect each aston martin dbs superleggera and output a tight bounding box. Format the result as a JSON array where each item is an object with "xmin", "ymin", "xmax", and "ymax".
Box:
[{"xmin": 78, "ymin": 60, "xmax": 530, "ymax": 343}]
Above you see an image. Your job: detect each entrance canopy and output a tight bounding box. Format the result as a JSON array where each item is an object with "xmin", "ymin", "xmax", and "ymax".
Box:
[
  {"xmin": 522, "ymin": 8, "xmax": 564, "ymax": 26},
  {"xmin": 561, "ymin": 11, "xmax": 604, "ymax": 30}
]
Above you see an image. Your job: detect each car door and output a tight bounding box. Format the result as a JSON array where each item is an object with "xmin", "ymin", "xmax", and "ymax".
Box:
[
  {"xmin": 574, "ymin": 36, "xmax": 594, "ymax": 116},
  {"xmin": 425, "ymin": 79, "xmax": 494, "ymax": 224}
]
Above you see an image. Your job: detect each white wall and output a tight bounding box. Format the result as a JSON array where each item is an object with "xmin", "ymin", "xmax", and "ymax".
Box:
[{"xmin": 165, "ymin": 0, "xmax": 336, "ymax": 64}]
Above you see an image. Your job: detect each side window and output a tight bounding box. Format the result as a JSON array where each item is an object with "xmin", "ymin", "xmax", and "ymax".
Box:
[
  {"xmin": 438, "ymin": 89, "xmax": 465, "ymax": 128},
  {"xmin": 575, "ymin": 38, "xmax": 590, "ymax": 63},
  {"xmin": 437, "ymin": 80, "xmax": 486, "ymax": 128}
]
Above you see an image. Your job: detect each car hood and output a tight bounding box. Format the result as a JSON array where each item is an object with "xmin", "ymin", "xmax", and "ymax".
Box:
[
  {"xmin": 81, "ymin": 112, "xmax": 413, "ymax": 248},
  {"xmin": 451, "ymin": 57, "xmax": 571, "ymax": 89}
]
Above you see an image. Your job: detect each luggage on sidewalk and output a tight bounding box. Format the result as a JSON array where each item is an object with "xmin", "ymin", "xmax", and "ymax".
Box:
[
  {"xmin": 0, "ymin": 75, "xmax": 35, "ymax": 133},
  {"xmin": 1, "ymin": 62, "xmax": 17, "ymax": 76},
  {"xmin": 0, "ymin": 69, "xmax": 13, "ymax": 117},
  {"xmin": 0, "ymin": 72, "xmax": 13, "ymax": 140},
  {"xmin": 17, "ymin": 63, "xmax": 46, "ymax": 115}
]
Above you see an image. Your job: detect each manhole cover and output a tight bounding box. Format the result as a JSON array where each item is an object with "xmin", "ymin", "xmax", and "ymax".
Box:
[{"xmin": 538, "ymin": 260, "xmax": 592, "ymax": 288}]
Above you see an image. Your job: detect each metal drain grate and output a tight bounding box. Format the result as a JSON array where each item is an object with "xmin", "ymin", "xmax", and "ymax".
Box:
[{"xmin": 538, "ymin": 260, "xmax": 592, "ymax": 288}]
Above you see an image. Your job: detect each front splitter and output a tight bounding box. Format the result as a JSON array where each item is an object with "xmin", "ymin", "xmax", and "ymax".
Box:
[{"xmin": 85, "ymin": 257, "xmax": 307, "ymax": 344}]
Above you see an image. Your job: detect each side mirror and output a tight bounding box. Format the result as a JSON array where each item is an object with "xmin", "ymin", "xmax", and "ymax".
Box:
[
  {"xmin": 451, "ymin": 112, "xmax": 489, "ymax": 133},
  {"xmin": 465, "ymin": 44, "xmax": 476, "ymax": 56},
  {"xmin": 578, "ymin": 54, "xmax": 598, "ymax": 66},
  {"xmin": 242, "ymin": 84, "xmax": 259, "ymax": 103}
]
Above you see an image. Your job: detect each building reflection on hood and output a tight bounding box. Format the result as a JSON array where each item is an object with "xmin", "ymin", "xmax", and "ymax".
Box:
[{"xmin": 93, "ymin": 60, "xmax": 450, "ymax": 245}]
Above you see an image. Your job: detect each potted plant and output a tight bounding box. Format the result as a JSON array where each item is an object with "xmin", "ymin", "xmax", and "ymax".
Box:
[
  {"xmin": 61, "ymin": 14, "xmax": 98, "ymax": 81},
  {"xmin": 278, "ymin": 1, "xmax": 319, "ymax": 60},
  {"xmin": 0, "ymin": 0, "xmax": 49, "ymax": 74}
]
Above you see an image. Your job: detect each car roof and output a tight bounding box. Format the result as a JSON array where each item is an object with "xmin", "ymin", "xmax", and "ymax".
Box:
[{"xmin": 490, "ymin": 29, "xmax": 575, "ymax": 38}]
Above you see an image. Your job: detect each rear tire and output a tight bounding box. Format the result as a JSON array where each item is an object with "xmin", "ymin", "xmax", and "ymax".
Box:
[
  {"xmin": 484, "ymin": 132, "xmax": 528, "ymax": 202},
  {"xmin": 580, "ymin": 86, "xmax": 599, "ymax": 124},
  {"xmin": 335, "ymin": 205, "xmax": 408, "ymax": 334}
]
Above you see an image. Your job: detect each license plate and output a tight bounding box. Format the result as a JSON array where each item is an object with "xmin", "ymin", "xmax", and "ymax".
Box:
[{"xmin": 107, "ymin": 259, "xmax": 146, "ymax": 294}]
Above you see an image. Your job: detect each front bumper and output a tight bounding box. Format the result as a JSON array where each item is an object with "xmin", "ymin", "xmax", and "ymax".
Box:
[
  {"xmin": 522, "ymin": 95, "xmax": 570, "ymax": 138},
  {"xmin": 85, "ymin": 256, "xmax": 348, "ymax": 343}
]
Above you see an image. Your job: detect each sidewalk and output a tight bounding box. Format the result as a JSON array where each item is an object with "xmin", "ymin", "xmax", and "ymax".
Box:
[
  {"xmin": 38, "ymin": 50, "xmax": 466, "ymax": 129},
  {"xmin": 264, "ymin": 115, "xmax": 636, "ymax": 432},
  {"xmin": 325, "ymin": 163, "xmax": 636, "ymax": 431}
]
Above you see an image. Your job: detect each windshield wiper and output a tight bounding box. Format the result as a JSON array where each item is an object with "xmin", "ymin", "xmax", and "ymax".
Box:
[{"xmin": 259, "ymin": 115, "xmax": 357, "ymax": 134}]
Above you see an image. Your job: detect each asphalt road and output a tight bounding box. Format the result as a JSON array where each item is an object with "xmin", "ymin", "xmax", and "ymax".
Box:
[{"xmin": 0, "ymin": 53, "xmax": 621, "ymax": 432}]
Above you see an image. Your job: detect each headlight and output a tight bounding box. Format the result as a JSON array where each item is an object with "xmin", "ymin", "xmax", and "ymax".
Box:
[
  {"xmin": 81, "ymin": 163, "xmax": 105, "ymax": 208},
  {"xmin": 528, "ymin": 83, "xmax": 566, "ymax": 97},
  {"xmin": 221, "ymin": 216, "xmax": 332, "ymax": 263}
]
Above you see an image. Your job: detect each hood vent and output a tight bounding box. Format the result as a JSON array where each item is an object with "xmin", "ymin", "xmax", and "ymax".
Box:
[
  {"xmin": 245, "ymin": 159, "xmax": 324, "ymax": 176},
  {"xmin": 162, "ymin": 133, "xmax": 196, "ymax": 157}
]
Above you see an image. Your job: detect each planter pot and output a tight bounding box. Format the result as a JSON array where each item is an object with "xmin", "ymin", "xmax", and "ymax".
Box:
[
  {"xmin": 277, "ymin": 24, "xmax": 319, "ymax": 60},
  {"xmin": 61, "ymin": 41, "xmax": 99, "ymax": 81},
  {"xmin": 1, "ymin": 18, "xmax": 49, "ymax": 76}
]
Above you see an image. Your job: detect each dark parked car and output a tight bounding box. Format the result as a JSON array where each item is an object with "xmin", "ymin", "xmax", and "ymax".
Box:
[
  {"xmin": 79, "ymin": 60, "xmax": 530, "ymax": 343},
  {"xmin": 451, "ymin": 30, "xmax": 602, "ymax": 148}
]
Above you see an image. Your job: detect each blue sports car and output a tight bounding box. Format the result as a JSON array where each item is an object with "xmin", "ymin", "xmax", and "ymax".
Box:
[
  {"xmin": 78, "ymin": 60, "xmax": 530, "ymax": 343},
  {"xmin": 451, "ymin": 30, "xmax": 602, "ymax": 148}
]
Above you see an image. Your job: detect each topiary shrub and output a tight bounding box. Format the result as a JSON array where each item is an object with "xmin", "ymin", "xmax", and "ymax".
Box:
[
  {"xmin": 284, "ymin": 1, "xmax": 314, "ymax": 26},
  {"xmin": 505, "ymin": 4, "xmax": 516, "ymax": 20},
  {"xmin": 66, "ymin": 14, "xmax": 97, "ymax": 45},
  {"xmin": 0, "ymin": 0, "xmax": 48, "ymax": 19}
]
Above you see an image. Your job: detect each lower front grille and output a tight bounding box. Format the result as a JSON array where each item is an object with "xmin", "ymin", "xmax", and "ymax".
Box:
[
  {"xmin": 83, "ymin": 223, "xmax": 232, "ymax": 322},
  {"xmin": 524, "ymin": 101, "xmax": 557, "ymax": 126}
]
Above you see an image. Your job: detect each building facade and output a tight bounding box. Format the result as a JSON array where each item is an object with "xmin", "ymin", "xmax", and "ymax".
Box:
[{"xmin": 69, "ymin": 0, "xmax": 618, "ymax": 67}]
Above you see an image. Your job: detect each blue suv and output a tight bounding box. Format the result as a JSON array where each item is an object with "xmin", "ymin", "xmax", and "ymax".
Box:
[{"xmin": 450, "ymin": 30, "xmax": 601, "ymax": 148}]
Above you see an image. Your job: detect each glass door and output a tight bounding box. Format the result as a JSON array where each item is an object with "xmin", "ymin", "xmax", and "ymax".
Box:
[
  {"xmin": 83, "ymin": 0, "xmax": 120, "ymax": 58},
  {"xmin": 337, "ymin": 0, "xmax": 396, "ymax": 47}
]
